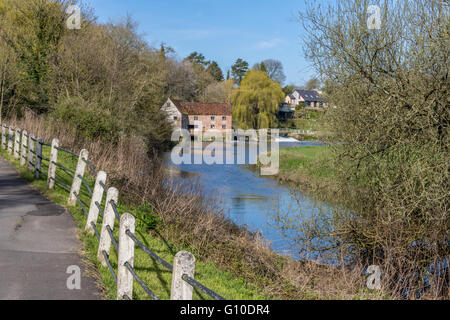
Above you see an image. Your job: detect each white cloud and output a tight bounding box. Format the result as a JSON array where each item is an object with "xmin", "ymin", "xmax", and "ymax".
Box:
[{"xmin": 255, "ymin": 38, "xmax": 285, "ymax": 49}]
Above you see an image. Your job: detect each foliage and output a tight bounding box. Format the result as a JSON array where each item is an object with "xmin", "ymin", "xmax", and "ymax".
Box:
[
  {"xmin": 49, "ymin": 97, "xmax": 120, "ymax": 141},
  {"xmin": 0, "ymin": 1, "xmax": 228, "ymax": 153},
  {"xmin": 231, "ymin": 58, "xmax": 249, "ymax": 86},
  {"xmin": 0, "ymin": 145, "xmax": 269, "ymax": 300},
  {"xmin": 201, "ymin": 79, "xmax": 235, "ymax": 103},
  {"xmin": 0, "ymin": 0, "xmax": 69, "ymax": 111},
  {"xmin": 183, "ymin": 52, "xmax": 225, "ymax": 99},
  {"xmin": 133, "ymin": 203, "xmax": 162, "ymax": 232},
  {"xmin": 232, "ymin": 70, "xmax": 284, "ymax": 129},
  {"xmin": 295, "ymin": 103, "xmax": 304, "ymax": 111},
  {"xmin": 282, "ymin": 85, "xmax": 295, "ymax": 96},
  {"xmin": 185, "ymin": 51, "xmax": 210, "ymax": 67},
  {"xmin": 206, "ymin": 61, "xmax": 224, "ymax": 82},
  {"xmin": 290, "ymin": 0, "xmax": 449, "ymax": 298}
]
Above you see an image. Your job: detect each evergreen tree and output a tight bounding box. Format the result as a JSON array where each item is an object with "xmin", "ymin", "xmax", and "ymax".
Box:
[
  {"xmin": 260, "ymin": 62, "xmax": 267, "ymax": 74},
  {"xmin": 185, "ymin": 51, "xmax": 209, "ymax": 67},
  {"xmin": 206, "ymin": 61, "xmax": 224, "ymax": 82},
  {"xmin": 231, "ymin": 58, "xmax": 249, "ymax": 86}
]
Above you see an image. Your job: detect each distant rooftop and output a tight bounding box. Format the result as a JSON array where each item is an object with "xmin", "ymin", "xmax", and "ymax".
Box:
[
  {"xmin": 292, "ymin": 89, "xmax": 324, "ymax": 102},
  {"xmin": 170, "ymin": 99, "xmax": 232, "ymax": 116}
]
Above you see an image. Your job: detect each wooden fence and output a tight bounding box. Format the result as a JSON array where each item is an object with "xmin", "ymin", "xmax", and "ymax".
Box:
[{"xmin": 0, "ymin": 123, "xmax": 225, "ymax": 301}]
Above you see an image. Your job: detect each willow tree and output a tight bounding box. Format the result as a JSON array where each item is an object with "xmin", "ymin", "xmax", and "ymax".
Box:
[{"xmin": 232, "ymin": 70, "xmax": 284, "ymax": 129}]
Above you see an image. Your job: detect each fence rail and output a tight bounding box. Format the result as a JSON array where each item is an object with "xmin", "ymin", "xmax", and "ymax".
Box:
[{"xmin": 0, "ymin": 123, "xmax": 225, "ymax": 301}]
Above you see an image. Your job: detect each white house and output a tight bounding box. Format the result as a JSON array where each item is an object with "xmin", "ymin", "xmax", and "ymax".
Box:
[{"xmin": 285, "ymin": 89, "xmax": 326, "ymax": 109}]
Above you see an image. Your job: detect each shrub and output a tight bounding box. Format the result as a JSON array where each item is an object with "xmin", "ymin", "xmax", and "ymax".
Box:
[
  {"xmin": 290, "ymin": 0, "xmax": 450, "ymax": 299},
  {"xmin": 133, "ymin": 203, "xmax": 162, "ymax": 232},
  {"xmin": 50, "ymin": 97, "xmax": 120, "ymax": 142}
]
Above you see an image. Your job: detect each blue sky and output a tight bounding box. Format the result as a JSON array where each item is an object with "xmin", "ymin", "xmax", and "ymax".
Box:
[{"xmin": 84, "ymin": 0, "xmax": 318, "ymax": 86}]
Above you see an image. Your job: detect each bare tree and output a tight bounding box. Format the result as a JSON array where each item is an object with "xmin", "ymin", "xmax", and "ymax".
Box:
[
  {"xmin": 275, "ymin": 0, "xmax": 450, "ymax": 299},
  {"xmin": 305, "ymin": 78, "xmax": 320, "ymax": 90},
  {"xmin": 201, "ymin": 79, "xmax": 235, "ymax": 103},
  {"xmin": 254, "ymin": 59, "xmax": 286, "ymax": 84}
]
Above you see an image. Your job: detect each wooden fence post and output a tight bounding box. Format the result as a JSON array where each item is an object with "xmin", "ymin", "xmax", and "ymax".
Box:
[
  {"xmin": 28, "ymin": 135, "xmax": 35, "ymax": 172},
  {"xmin": 1, "ymin": 125, "xmax": 6, "ymax": 150},
  {"xmin": 14, "ymin": 128, "xmax": 20, "ymax": 160},
  {"xmin": 68, "ymin": 149, "xmax": 88, "ymax": 205},
  {"xmin": 47, "ymin": 138, "xmax": 59, "ymax": 189},
  {"xmin": 20, "ymin": 130, "xmax": 28, "ymax": 166},
  {"xmin": 117, "ymin": 212, "xmax": 135, "ymax": 300},
  {"xmin": 7, "ymin": 126, "xmax": 13, "ymax": 155},
  {"xmin": 86, "ymin": 171, "xmax": 107, "ymax": 234},
  {"xmin": 170, "ymin": 251, "xmax": 196, "ymax": 300},
  {"xmin": 35, "ymin": 139, "xmax": 43, "ymax": 179},
  {"xmin": 97, "ymin": 187, "xmax": 119, "ymax": 264}
]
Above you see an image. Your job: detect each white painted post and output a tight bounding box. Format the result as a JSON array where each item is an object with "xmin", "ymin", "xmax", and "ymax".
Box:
[
  {"xmin": 14, "ymin": 128, "xmax": 20, "ymax": 160},
  {"xmin": 170, "ymin": 251, "xmax": 196, "ymax": 300},
  {"xmin": 35, "ymin": 139, "xmax": 43, "ymax": 179},
  {"xmin": 27, "ymin": 135, "xmax": 35, "ymax": 172},
  {"xmin": 47, "ymin": 138, "xmax": 59, "ymax": 189},
  {"xmin": 86, "ymin": 171, "xmax": 107, "ymax": 234},
  {"xmin": 117, "ymin": 212, "xmax": 135, "ymax": 300},
  {"xmin": 1, "ymin": 125, "xmax": 6, "ymax": 150},
  {"xmin": 97, "ymin": 187, "xmax": 118, "ymax": 264},
  {"xmin": 7, "ymin": 126, "xmax": 13, "ymax": 155},
  {"xmin": 68, "ymin": 149, "xmax": 88, "ymax": 206},
  {"xmin": 20, "ymin": 130, "xmax": 27, "ymax": 166}
]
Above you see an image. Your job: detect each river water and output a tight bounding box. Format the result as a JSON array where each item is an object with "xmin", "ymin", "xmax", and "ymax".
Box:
[{"xmin": 165, "ymin": 140, "xmax": 330, "ymax": 259}]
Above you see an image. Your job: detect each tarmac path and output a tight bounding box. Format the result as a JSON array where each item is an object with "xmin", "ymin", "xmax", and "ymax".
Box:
[{"xmin": 0, "ymin": 157, "xmax": 102, "ymax": 300}]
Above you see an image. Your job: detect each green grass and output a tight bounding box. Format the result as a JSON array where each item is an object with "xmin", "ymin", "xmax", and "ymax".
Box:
[
  {"xmin": 292, "ymin": 118, "xmax": 321, "ymax": 131},
  {"xmin": 279, "ymin": 146, "xmax": 334, "ymax": 180},
  {"xmin": 0, "ymin": 145, "xmax": 270, "ymax": 300},
  {"xmin": 278, "ymin": 110, "xmax": 324, "ymax": 131}
]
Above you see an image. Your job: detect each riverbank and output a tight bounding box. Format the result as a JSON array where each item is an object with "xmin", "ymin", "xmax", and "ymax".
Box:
[
  {"xmin": 0, "ymin": 146, "xmax": 272, "ymax": 300},
  {"xmin": 3, "ymin": 115, "xmax": 384, "ymax": 300},
  {"xmin": 1, "ymin": 116, "xmax": 347, "ymax": 300},
  {"xmin": 276, "ymin": 145, "xmax": 341, "ymax": 205}
]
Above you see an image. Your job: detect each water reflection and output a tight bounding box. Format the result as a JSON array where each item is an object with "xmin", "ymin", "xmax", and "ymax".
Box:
[{"xmin": 165, "ymin": 140, "xmax": 330, "ymax": 259}]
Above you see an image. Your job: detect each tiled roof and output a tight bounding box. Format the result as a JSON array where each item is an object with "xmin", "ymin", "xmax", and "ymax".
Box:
[
  {"xmin": 293, "ymin": 89, "xmax": 324, "ymax": 102},
  {"xmin": 170, "ymin": 99, "xmax": 232, "ymax": 116}
]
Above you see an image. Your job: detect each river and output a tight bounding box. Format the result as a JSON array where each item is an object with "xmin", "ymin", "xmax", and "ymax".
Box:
[{"xmin": 165, "ymin": 139, "xmax": 331, "ymax": 259}]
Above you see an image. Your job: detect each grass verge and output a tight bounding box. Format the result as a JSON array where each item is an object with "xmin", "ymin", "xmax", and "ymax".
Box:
[
  {"xmin": 279, "ymin": 146, "xmax": 332, "ymax": 178},
  {"xmin": 0, "ymin": 146, "xmax": 270, "ymax": 300},
  {"xmin": 276, "ymin": 145, "xmax": 341, "ymax": 204}
]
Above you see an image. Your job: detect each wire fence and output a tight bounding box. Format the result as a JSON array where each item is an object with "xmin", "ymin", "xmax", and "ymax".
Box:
[{"xmin": 0, "ymin": 123, "xmax": 226, "ymax": 301}]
